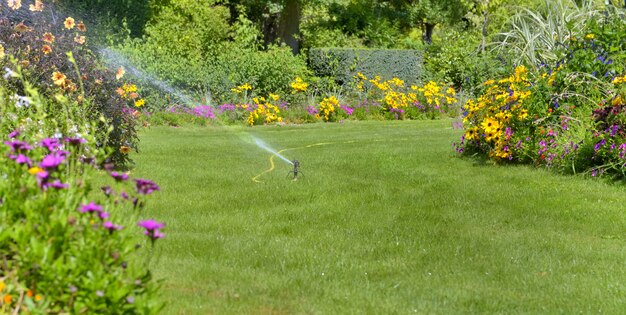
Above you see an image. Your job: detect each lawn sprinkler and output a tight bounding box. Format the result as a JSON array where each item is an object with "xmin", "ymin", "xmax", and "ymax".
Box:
[{"xmin": 287, "ymin": 159, "xmax": 302, "ymax": 180}]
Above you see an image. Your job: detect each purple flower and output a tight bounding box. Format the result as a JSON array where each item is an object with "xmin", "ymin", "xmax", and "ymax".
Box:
[
  {"xmin": 138, "ymin": 219, "xmax": 166, "ymax": 241},
  {"xmin": 40, "ymin": 152, "xmax": 67, "ymax": 170},
  {"xmin": 40, "ymin": 138, "xmax": 62, "ymax": 151},
  {"xmin": 103, "ymin": 221, "xmax": 123, "ymax": 231},
  {"xmin": 47, "ymin": 180, "xmax": 69, "ymax": 190},
  {"xmin": 340, "ymin": 105, "xmax": 354, "ymax": 116},
  {"xmin": 99, "ymin": 211, "xmax": 110, "ymax": 220},
  {"xmin": 192, "ymin": 105, "xmax": 216, "ymax": 119},
  {"xmin": 126, "ymin": 296, "xmax": 135, "ymax": 304},
  {"xmin": 10, "ymin": 154, "xmax": 32, "ymax": 167},
  {"xmin": 594, "ymin": 139, "xmax": 606, "ymax": 152},
  {"xmin": 138, "ymin": 219, "xmax": 164, "ymax": 230},
  {"xmin": 79, "ymin": 202, "xmax": 103, "ymax": 213},
  {"xmin": 218, "ymin": 103, "xmax": 236, "ymax": 113},
  {"xmin": 610, "ymin": 125, "xmax": 619, "ymax": 137},
  {"xmin": 8, "ymin": 129, "xmax": 20, "ymax": 138},
  {"xmin": 306, "ymin": 106, "xmax": 318, "ymax": 115},
  {"xmin": 5, "ymin": 140, "xmax": 32, "ymax": 152},
  {"xmin": 101, "ymin": 186, "xmax": 113, "ymax": 196},
  {"xmin": 64, "ymin": 137, "xmax": 87, "ymax": 146},
  {"xmin": 110, "ymin": 171, "xmax": 129, "ymax": 182},
  {"xmin": 134, "ymin": 179, "xmax": 160, "ymax": 195}
]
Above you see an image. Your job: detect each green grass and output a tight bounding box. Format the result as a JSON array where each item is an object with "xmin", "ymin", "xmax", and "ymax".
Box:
[{"xmin": 133, "ymin": 120, "xmax": 626, "ymax": 314}]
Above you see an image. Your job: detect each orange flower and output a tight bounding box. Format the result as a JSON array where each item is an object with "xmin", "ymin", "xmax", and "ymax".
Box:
[
  {"xmin": 64, "ymin": 17, "xmax": 75, "ymax": 30},
  {"xmin": 132, "ymin": 110, "xmax": 141, "ymax": 118},
  {"xmin": 26, "ymin": 290, "xmax": 33, "ymax": 298},
  {"xmin": 129, "ymin": 92, "xmax": 139, "ymax": 99},
  {"xmin": 29, "ymin": 0, "xmax": 43, "ymax": 11},
  {"xmin": 34, "ymin": 294, "xmax": 42, "ymax": 302},
  {"xmin": 52, "ymin": 71, "xmax": 66, "ymax": 86},
  {"xmin": 42, "ymin": 44, "xmax": 52, "ymax": 55},
  {"xmin": 120, "ymin": 146, "xmax": 131, "ymax": 154},
  {"xmin": 3, "ymin": 294, "xmax": 12, "ymax": 304},
  {"xmin": 115, "ymin": 87, "xmax": 125, "ymax": 96},
  {"xmin": 42, "ymin": 32, "xmax": 55, "ymax": 43},
  {"xmin": 65, "ymin": 79, "xmax": 77, "ymax": 92},
  {"xmin": 116, "ymin": 67, "xmax": 125, "ymax": 80},
  {"xmin": 77, "ymin": 21, "xmax": 86, "ymax": 32},
  {"xmin": 14, "ymin": 22, "xmax": 31, "ymax": 33},
  {"xmin": 8, "ymin": 0, "xmax": 21, "ymax": 10},
  {"xmin": 74, "ymin": 35, "xmax": 85, "ymax": 45}
]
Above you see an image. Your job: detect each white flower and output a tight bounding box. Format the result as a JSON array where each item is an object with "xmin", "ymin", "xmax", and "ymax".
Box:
[
  {"xmin": 3, "ymin": 67, "xmax": 15, "ymax": 80},
  {"xmin": 13, "ymin": 94, "xmax": 31, "ymax": 108}
]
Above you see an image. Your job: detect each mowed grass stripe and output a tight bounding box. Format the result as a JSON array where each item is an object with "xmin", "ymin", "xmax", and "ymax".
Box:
[{"xmin": 133, "ymin": 120, "xmax": 626, "ymax": 314}]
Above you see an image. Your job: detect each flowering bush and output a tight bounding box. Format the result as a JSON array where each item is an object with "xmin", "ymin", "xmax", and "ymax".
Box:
[
  {"xmin": 456, "ymin": 13, "xmax": 626, "ymax": 178},
  {"xmin": 0, "ymin": 3, "xmax": 144, "ymax": 168},
  {"xmin": 246, "ymin": 95, "xmax": 284, "ymax": 126},
  {"xmin": 351, "ymin": 72, "xmax": 459, "ymax": 120},
  {"xmin": 0, "ymin": 69, "xmax": 164, "ymax": 313}
]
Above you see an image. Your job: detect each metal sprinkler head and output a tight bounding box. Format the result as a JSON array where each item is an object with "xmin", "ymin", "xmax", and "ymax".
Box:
[{"xmin": 287, "ymin": 159, "xmax": 302, "ymax": 180}]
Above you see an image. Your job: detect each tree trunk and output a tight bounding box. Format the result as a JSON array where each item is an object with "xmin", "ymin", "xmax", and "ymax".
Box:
[
  {"xmin": 422, "ymin": 22, "xmax": 435, "ymax": 44},
  {"xmin": 278, "ymin": 0, "xmax": 302, "ymax": 54}
]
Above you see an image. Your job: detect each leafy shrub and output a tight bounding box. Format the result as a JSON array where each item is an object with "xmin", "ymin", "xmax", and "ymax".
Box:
[
  {"xmin": 308, "ymin": 48, "xmax": 424, "ymax": 86},
  {"xmin": 424, "ymin": 29, "xmax": 509, "ymax": 93},
  {"xmin": 114, "ymin": 3, "xmax": 308, "ymax": 108}
]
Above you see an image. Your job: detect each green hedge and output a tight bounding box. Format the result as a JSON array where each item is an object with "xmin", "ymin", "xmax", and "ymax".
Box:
[{"xmin": 308, "ymin": 48, "xmax": 424, "ymax": 85}]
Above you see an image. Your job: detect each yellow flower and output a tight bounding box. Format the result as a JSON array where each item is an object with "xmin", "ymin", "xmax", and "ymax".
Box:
[
  {"xmin": 43, "ymin": 32, "xmax": 55, "ymax": 43},
  {"xmin": 585, "ymin": 33, "xmax": 595, "ymax": 40},
  {"xmin": 28, "ymin": 167, "xmax": 44, "ymax": 175},
  {"xmin": 52, "ymin": 71, "xmax": 67, "ymax": 86},
  {"xmin": 35, "ymin": 294, "xmax": 42, "ymax": 302},
  {"xmin": 14, "ymin": 22, "xmax": 31, "ymax": 33},
  {"xmin": 29, "ymin": 0, "xmax": 43, "ymax": 11},
  {"xmin": 465, "ymin": 127, "xmax": 479, "ymax": 141},
  {"xmin": 74, "ymin": 35, "xmax": 86, "ymax": 45},
  {"xmin": 269, "ymin": 93, "xmax": 280, "ymax": 101},
  {"xmin": 0, "ymin": 281, "xmax": 5, "ymax": 292},
  {"xmin": 116, "ymin": 67, "xmax": 125, "ymax": 80},
  {"xmin": 64, "ymin": 17, "xmax": 75, "ymax": 30},
  {"xmin": 290, "ymin": 77, "xmax": 308, "ymax": 92},
  {"xmin": 122, "ymin": 83, "xmax": 137, "ymax": 93},
  {"xmin": 134, "ymin": 99, "xmax": 145, "ymax": 107},
  {"xmin": 612, "ymin": 76, "xmax": 626, "ymax": 85},
  {"xmin": 120, "ymin": 146, "xmax": 131, "ymax": 154},
  {"xmin": 0, "ymin": 44, "xmax": 4, "ymax": 59},
  {"xmin": 481, "ymin": 117, "xmax": 501, "ymax": 133},
  {"xmin": 7, "ymin": 0, "xmax": 21, "ymax": 10},
  {"xmin": 42, "ymin": 44, "xmax": 52, "ymax": 55},
  {"xmin": 612, "ymin": 96, "xmax": 623, "ymax": 106},
  {"xmin": 446, "ymin": 87, "xmax": 456, "ymax": 95},
  {"xmin": 483, "ymin": 80, "xmax": 495, "ymax": 86}
]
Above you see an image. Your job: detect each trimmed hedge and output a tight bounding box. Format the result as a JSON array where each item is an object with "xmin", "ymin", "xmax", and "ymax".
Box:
[{"xmin": 308, "ymin": 48, "xmax": 424, "ymax": 85}]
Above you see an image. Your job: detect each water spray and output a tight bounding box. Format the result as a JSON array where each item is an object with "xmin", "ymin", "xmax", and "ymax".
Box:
[{"xmin": 97, "ymin": 48, "xmax": 299, "ymax": 179}]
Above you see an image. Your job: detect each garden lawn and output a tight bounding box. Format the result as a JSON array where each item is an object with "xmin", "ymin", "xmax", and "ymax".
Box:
[{"xmin": 133, "ymin": 120, "xmax": 626, "ymax": 314}]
